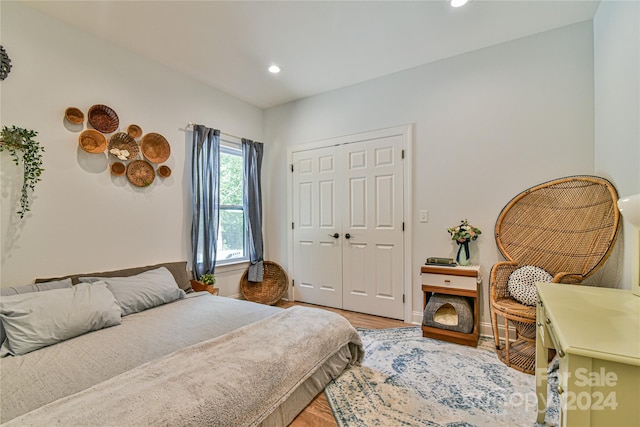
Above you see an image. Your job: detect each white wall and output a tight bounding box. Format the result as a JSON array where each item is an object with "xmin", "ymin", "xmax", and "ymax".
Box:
[
  {"xmin": 264, "ymin": 22, "xmax": 599, "ymax": 327},
  {"xmin": 2, "ymin": 2, "xmax": 633, "ymax": 324},
  {"xmin": 0, "ymin": 2, "xmax": 262, "ymax": 294},
  {"xmin": 594, "ymin": 0, "xmax": 640, "ymax": 291}
]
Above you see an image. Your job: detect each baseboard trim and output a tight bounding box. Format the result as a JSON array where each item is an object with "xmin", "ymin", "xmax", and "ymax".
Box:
[{"xmin": 411, "ymin": 310, "xmax": 422, "ymax": 326}]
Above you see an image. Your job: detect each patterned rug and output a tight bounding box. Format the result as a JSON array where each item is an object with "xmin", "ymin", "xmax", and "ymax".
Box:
[{"xmin": 325, "ymin": 327, "xmax": 559, "ymax": 427}]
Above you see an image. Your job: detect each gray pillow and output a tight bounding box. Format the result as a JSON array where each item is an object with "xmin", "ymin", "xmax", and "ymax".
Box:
[
  {"xmin": 35, "ymin": 261, "xmax": 193, "ymax": 293},
  {"xmin": 0, "ymin": 282, "xmax": 122, "ymax": 357},
  {"xmin": 80, "ymin": 267, "xmax": 186, "ymax": 316},
  {"xmin": 0, "ymin": 278, "xmax": 73, "ymax": 344},
  {"xmin": 0, "ymin": 278, "xmax": 73, "ymax": 296}
]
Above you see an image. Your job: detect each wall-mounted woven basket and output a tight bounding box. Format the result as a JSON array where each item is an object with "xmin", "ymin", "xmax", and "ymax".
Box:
[
  {"xmin": 141, "ymin": 132, "xmax": 171, "ymax": 163},
  {"xmin": 78, "ymin": 129, "xmax": 107, "ymax": 153},
  {"xmin": 127, "ymin": 124, "xmax": 143, "ymax": 139},
  {"xmin": 108, "ymin": 132, "xmax": 139, "ymax": 160},
  {"xmin": 110, "ymin": 162, "xmax": 126, "ymax": 176},
  {"xmin": 65, "ymin": 107, "xmax": 84, "ymax": 124},
  {"xmin": 240, "ymin": 261, "xmax": 289, "ymax": 305},
  {"xmin": 126, "ymin": 160, "xmax": 155, "ymax": 187},
  {"xmin": 88, "ymin": 104, "xmax": 119, "ymax": 133},
  {"xmin": 157, "ymin": 165, "xmax": 172, "ymax": 178}
]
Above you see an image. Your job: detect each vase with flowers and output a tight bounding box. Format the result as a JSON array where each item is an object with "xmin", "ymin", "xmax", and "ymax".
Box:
[{"xmin": 447, "ymin": 219, "xmax": 482, "ymax": 266}]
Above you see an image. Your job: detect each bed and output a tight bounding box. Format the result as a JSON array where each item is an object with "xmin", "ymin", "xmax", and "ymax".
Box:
[{"xmin": 0, "ymin": 262, "xmax": 363, "ymax": 426}]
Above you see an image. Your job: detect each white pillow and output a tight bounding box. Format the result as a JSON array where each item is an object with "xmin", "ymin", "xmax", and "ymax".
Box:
[
  {"xmin": 0, "ymin": 282, "xmax": 121, "ymax": 357},
  {"xmin": 0, "ymin": 278, "xmax": 72, "ymax": 296},
  {"xmin": 0, "ymin": 278, "xmax": 73, "ymax": 344},
  {"xmin": 80, "ymin": 267, "xmax": 185, "ymax": 316},
  {"xmin": 507, "ymin": 265, "xmax": 553, "ymax": 306}
]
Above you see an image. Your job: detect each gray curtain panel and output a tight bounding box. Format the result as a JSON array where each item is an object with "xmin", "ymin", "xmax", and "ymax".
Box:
[
  {"xmin": 191, "ymin": 125, "xmax": 220, "ymax": 279},
  {"xmin": 243, "ymin": 139, "xmax": 264, "ymax": 282}
]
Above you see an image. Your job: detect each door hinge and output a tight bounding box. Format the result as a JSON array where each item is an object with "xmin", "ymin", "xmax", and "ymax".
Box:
[
  {"xmin": 292, "ymin": 279, "xmax": 295, "ymax": 287},
  {"xmin": 402, "ymin": 222, "xmax": 405, "ymax": 231},
  {"xmin": 401, "ymin": 149, "xmax": 405, "ymax": 159},
  {"xmin": 403, "ymin": 294, "xmax": 405, "ymax": 303},
  {"xmin": 290, "ymin": 164, "xmax": 294, "ymax": 172},
  {"xmin": 292, "ymin": 222, "xmax": 294, "ymax": 230}
]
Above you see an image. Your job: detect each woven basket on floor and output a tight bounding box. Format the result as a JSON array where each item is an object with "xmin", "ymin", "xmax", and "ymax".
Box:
[{"xmin": 240, "ymin": 261, "xmax": 288, "ymax": 305}]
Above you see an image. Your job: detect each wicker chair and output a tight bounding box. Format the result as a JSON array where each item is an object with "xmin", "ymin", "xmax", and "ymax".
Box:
[{"xmin": 490, "ymin": 175, "xmax": 620, "ymax": 374}]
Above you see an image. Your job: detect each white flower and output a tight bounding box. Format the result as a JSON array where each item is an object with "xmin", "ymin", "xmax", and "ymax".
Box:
[
  {"xmin": 447, "ymin": 219, "xmax": 482, "ymax": 242},
  {"xmin": 110, "ymin": 148, "xmax": 130, "ymax": 160}
]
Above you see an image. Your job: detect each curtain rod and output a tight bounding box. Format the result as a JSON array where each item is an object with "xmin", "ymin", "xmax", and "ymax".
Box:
[{"xmin": 185, "ymin": 122, "xmax": 243, "ymax": 141}]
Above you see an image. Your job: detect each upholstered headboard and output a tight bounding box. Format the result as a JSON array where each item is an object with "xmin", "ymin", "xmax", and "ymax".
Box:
[{"xmin": 35, "ymin": 261, "xmax": 193, "ymax": 293}]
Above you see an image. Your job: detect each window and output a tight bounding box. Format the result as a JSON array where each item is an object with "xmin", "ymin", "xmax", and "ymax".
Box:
[{"xmin": 217, "ymin": 140, "xmax": 247, "ymax": 264}]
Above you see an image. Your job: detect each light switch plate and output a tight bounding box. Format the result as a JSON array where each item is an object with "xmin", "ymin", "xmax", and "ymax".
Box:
[{"xmin": 419, "ymin": 210, "xmax": 429, "ymax": 223}]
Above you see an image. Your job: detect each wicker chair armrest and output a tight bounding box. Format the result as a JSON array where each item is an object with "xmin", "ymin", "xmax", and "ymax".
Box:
[
  {"xmin": 552, "ymin": 272, "xmax": 583, "ymax": 285},
  {"xmin": 490, "ymin": 261, "xmax": 519, "ymax": 301}
]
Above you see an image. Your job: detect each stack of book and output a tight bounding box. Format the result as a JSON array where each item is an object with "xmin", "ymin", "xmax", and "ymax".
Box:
[{"xmin": 425, "ymin": 257, "xmax": 457, "ymax": 267}]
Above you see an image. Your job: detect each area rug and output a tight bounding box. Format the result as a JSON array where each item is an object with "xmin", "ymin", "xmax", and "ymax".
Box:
[{"xmin": 325, "ymin": 327, "xmax": 559, "ymax": 427}]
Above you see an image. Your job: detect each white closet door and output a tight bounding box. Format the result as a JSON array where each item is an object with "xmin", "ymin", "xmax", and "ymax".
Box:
[
  {"xmin": 341, "ymin": 135, "xmax": 404, "ymax": 319},
  {"xmin": 291, "ymin": 133, "xmax": 405, "ymax": 320},
  {"xmin": 292, "ymin": 146, "xmax": 343, "ymax": 308}
]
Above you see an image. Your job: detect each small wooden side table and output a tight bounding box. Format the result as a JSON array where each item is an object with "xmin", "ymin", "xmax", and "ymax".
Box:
[
  {"xmin": 190, "ymin": 280, "xmax": 219, "ymax": 295},
  {"xmin": 421, "ymin": 265, "xmax": 480, "ymax": 347}
]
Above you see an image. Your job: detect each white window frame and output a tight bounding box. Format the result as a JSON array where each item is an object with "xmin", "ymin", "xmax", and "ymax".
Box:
[{"xmin": 216, "ymin": 137, "xmax": 249, "ymax": 266}]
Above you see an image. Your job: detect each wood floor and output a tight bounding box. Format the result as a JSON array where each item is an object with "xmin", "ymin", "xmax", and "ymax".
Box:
[{"xmin": 275, "ymin": 301, "xmax": 410, "ymax": 427}]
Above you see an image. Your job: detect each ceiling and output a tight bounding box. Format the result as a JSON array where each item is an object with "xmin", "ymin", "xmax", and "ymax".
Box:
[{"xmin": 26, "ymin": 0, "xmax": 600, "ymax": 109}]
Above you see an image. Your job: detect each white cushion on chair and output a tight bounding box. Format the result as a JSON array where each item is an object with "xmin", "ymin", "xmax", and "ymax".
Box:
[{"xmin": 507, "ymin": 265, "xmax": 553, "ymax": 306}]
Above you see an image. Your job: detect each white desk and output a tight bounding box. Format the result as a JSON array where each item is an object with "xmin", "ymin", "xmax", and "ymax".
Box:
[{"xmin": 536, "ymin": 282, "xmax": 640, "ymax": 426}]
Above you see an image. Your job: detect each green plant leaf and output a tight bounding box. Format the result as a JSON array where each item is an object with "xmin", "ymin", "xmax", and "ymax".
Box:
[{"xmin": 1, "ymin": 125, "xmax": 44, "ymax": 218}]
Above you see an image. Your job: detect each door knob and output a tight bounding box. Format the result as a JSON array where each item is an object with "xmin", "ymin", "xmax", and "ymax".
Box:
[
  {"xmin": 328, "ymin": 233, "xmax": 339, "ymax": 238},
  {"xmin": 345, "ymin": 233, "xmax": 351, "ymax": 239}
]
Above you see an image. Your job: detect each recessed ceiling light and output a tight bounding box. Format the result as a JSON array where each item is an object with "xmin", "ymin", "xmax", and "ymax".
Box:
[
  {"xmin": 450, "ymin": 0, "xmax": 469, "ymax": 7},
  {"xmin": 268, "ymin": 65, "xmax": 281, "ymax": 74}
]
